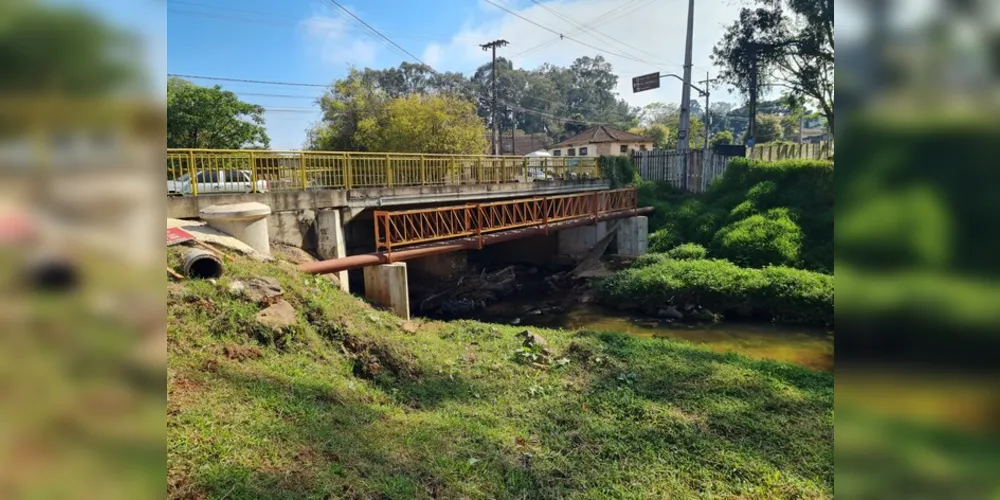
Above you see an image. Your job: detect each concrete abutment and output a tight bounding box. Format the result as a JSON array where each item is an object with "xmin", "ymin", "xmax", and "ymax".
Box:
[
  {"xmin": 615, "ymin": 216, "xmax": 649, "ymax": 257},
  {"xmin": 363, "ymin": 262, "xmax": 410, "ymax": 320}
]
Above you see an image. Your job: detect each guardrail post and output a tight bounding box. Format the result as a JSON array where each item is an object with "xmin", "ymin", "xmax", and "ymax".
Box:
[
  {"xmin": 478, "ymin": 156, "xmax": 484, "ymax": 184},
  {"xmin": 248, "ymin": 151, "xmax": 258, "ymax": 192},
  {"xmin": 187, "ymin": 150, "xmax": 198, "ymax": 196},
  {"xmin": 300, "ymin": 152, "xmax": 308, "ymax": 189},
  {"xmin": 420, "ymin": 155, "xmax": 426, "ymax": 185},
  {"xmin": 523, "ymin": 157, "xmax": 528, "ymax": 182},
  {"xmin": 386, "ymin": 154, "xmax": 393, "ymax": 187},
  {"xmin": 345, "ymin": 153, "xmax": 352, "ymax": 189}
]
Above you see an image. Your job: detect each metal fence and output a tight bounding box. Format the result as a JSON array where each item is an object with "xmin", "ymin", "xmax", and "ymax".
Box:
[
  {"xmin": 166, "ymin": 149, "xmax": 600, "ymax": 196},
  {"xmin": 632, "ymin": 150, "xmax": 736, "ymax": 193},
  {"xmin": 632, "ymin": 141, "xmax": 834, "ymax": 193}
]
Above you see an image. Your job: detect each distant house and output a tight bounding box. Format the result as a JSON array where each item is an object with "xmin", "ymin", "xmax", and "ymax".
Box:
[{"xmin": 547, "ymin": 125, "xmax": 653, "ymax": 157}]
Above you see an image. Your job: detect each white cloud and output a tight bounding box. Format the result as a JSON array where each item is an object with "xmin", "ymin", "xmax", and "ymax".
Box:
[
  {"xmin": 421, "ymin": 0, "xmax": 750, "ymax": 109},
  {"xmin": 300, "ymin": 4, "xmax": 380, "ymax": 67}
]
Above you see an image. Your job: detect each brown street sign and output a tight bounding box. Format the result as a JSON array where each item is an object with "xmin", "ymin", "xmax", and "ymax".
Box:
[{"xmin": 632, "ymin": 72, "xmax": 660, "ymax": 93}]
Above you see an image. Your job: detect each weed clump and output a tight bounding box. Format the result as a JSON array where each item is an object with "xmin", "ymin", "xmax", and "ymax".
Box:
[
  {"xmin": 666, "ymin": 243, "xmax": 707, "ymax": 260},
  {"xmin": 712, "ymin": 208, "xmax": 803, "ymax": 268}
]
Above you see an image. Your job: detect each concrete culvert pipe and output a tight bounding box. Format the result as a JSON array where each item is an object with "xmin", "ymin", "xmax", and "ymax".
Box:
[
  {"xmin": 183, "ymin": 249, "xmax": 224, "ymax": 279},
  {"xmin": 26, "ymin": 256, "xmax": 79, "ymax": 291}
]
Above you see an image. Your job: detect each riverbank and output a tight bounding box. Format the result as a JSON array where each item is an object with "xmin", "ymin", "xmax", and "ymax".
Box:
[{"xmin": 168, "ymin": 248, "xmax": 834, "ymax": 499}]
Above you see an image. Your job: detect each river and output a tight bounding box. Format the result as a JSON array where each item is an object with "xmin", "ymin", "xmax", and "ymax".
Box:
[{"xmin": 479, "ymin": 300, "xmax": 834, "ymax": 373}]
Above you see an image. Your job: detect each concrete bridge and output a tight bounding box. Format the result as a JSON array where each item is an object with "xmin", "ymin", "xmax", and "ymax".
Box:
[{"xmin": 167, "ymin": 149, "xmax": 650, "ymax": 318}]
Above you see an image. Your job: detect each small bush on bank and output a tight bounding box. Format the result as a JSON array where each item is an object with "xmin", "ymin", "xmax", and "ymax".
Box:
[
  {"xmin": 713, "ymin": 208, "xmax": 803, "ymax": 268},
  {"xmin": 666, "ymin": 243, "xmax": 707, "ymax": 260},
  {"xmin": 631, "ymin": 253, "xmax": 670, "ymax": 268},
  {"xmin": 648, "ymin": 228, "xmax": 676, "ymax": 253},
  {"xmin": 597, "ymin": 258, "xmax": 833, "ymax": 326}
]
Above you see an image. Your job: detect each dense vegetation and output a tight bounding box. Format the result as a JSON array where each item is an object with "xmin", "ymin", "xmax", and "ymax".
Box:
[
  {"xmin": 639, "ymin": 157, "xmax": 834, "ymax": 273},
  {"xmin": 167, "ymin": 249, "xmax": 833, "ymax": 499},
  {"xmin": 599, "ymin": 156, "xmax": 834, "ymax": 326},
  {"xmin": 598, "ymin": 258, "xmax": 833, "ymax": 327}
]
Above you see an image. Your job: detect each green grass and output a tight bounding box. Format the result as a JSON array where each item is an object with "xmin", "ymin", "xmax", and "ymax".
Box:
[{"xmin": 168, "ymin": 250, "xmax": 833, "ymax": 499}]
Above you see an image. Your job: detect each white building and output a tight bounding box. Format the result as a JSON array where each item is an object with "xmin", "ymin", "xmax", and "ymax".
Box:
[{"xmin": 547, "ymin": 125, "xmax": 654, "ymax": 157}]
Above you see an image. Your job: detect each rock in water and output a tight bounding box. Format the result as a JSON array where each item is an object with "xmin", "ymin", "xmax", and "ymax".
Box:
[{"xmin": 657, "ymin": 306, "xmax": 684, "ymax": 320}]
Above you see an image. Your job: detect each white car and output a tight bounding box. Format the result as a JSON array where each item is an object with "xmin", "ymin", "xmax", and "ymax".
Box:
[{"xmin": 167, "ymin": 170, "xmax": 269, "ymax": 195}]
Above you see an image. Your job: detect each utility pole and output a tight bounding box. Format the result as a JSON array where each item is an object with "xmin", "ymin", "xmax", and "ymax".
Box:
[
  {"xmin": 481, "ymin": 39, "xmax": 509, "ymax": 155},
  {"xmin": 698, "ymin": 72, "xmax": 714, "ymax": 182},
  {"xmin": 677, "ymin": 0, "xmax": 695, "ymax": 190},
  {"xmin": 747, "ymin": 42, "xmax": 759, "ymax": 148},
  {"xmin": 677, "ymin": 0, "xmax": 696, "ymax": 152},
  {"xmin": 699, "ymin": 72, "xmax": 714, "ymax": 150}
]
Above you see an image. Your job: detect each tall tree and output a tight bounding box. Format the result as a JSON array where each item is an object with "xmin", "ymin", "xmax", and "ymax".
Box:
[
  {"xmin": 355, "ymin": 94, "xmax": 487, "ymax": 154},
  {"xmin": 167, "ymin": 77, "xmax": 269, "ymax": 149},
  {"xmin": 753, "ymin": 114, "xmax": 784, "ymax": 143},
  {"xmin": 0, "ymin": 1, "xmax": 142, "ymax": 95},
  {"xmin": 712, "ymin": 0, "xmax": 834, "ymax": 135}
]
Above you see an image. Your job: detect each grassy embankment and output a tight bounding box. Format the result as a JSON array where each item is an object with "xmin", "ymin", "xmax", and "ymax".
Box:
[
  {"xmin": 168, "ymin": 248, "xmax": 833, "ymax": 499},
  {"xmin": 596, "ymin": 158, "xmax": 834, "ymax": 326}
]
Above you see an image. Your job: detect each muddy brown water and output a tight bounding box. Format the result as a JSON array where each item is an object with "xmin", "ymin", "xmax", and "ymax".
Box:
[{"xmin": 478, "ymin": 300, "xmax": 834, "ymax": 373}]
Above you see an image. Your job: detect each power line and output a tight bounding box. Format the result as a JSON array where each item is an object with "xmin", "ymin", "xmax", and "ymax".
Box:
[
  {"xmin": 481, "ymin": 0, "xmax": 664, "ymax": 67},
  {"xmin": 322, "ymin": 0, "xmax": 425, "ymax": 65},
  {"xmin": 526, "ymin": 0, "xmax": 685, "ymax": 68},
  {"xmin": 169, "ymin": 73, "xmax": 329, "ymax": 87},
  {"xmin": 511, "ymin": 0, "xmax": 654, "ymax": 59}
]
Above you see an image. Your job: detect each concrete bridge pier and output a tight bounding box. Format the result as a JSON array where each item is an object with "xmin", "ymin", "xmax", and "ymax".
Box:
[
  {"xmin": 363, "ymin": 262, "xmax": 410, "ymax": 320},
  {"xmin": 616, "ymin": 216, "xmax": 649, "ymax": 257},
  {"xmin": 316, "ymin": 208, "xmax": 350, "ymax": 292}
]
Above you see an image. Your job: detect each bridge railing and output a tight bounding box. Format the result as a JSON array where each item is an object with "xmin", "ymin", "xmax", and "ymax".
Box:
[
  {"xmin": 373, "ymin": 187, "xmax": 638, "ymax": 253},
  {"xmin": 166, "ymin": 149, "xmax": 601, "ymax": 195}
]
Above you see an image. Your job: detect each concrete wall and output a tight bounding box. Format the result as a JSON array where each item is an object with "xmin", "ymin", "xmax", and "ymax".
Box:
[
  {"xmin": 268, "ymin": 210, "xmax": 316, "ymax": 250},
  {"xmin": 557, "ymin": 221, "xmax": 609, "ymax": 256},
  {"xmin": 408, "ymin": 252, "xmax": 468, "ymax": 281}
]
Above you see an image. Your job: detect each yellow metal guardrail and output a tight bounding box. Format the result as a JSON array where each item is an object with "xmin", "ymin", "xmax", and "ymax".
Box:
[{"xmin": 166, "ymin": 149, "xmax": 601, "ymax": 196}]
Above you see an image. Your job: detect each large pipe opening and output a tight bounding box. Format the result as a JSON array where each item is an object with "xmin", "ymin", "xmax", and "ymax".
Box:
[{"xmin": 183, "ymin": 249, "xmax": 224, "ymax": 279}]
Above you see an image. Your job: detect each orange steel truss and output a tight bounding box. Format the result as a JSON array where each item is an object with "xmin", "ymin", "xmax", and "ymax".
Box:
[{"xmin": 374, "ymin": 187, "xmax": 638, "ymax": 256}]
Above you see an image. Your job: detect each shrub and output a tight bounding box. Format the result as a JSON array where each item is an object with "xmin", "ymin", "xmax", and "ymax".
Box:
[
  {"xmin": 648, "ymin": 228, "xmax": 676, "ymax": 253},
  {"xmin": 596, "ymin": 258, "xmax": 833, "ymax": 326},
  {"xmin": 666, "ymin": 243, "xmax": 707, "ymax": 260},
  {"xmin": 712, "ymin": 208, "xmax": 803, "ymax": 268},
  {"xmin": 631, "ymin": 253, "xmax": 669, "ymax": 268},
  {"xmin": 598, "ymin": 155, "xmax": 639, "ymax": 188}
]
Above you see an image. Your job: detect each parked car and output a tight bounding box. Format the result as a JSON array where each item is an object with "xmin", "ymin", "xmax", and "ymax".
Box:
[{"xmin": 167, "ymin": 170, "xmax": 269, "ymax": 195}]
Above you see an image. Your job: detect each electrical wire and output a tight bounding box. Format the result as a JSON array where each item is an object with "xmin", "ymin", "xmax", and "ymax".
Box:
[
  {"xmin": 321, "ymin": 0, "xmax": 426, "ymax": 65},
  {"xmin": 526, "ymin": 0, "xmax": 685, "ymax": 67},
  {"xmin": 482, "ymin": 0, "xmax": 665, "ymax": 67}
]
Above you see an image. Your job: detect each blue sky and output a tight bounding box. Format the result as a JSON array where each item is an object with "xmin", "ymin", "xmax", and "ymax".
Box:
[{"xmin": 163, "ymin": 0, "xmax": 748, "ymax": 149}]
